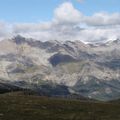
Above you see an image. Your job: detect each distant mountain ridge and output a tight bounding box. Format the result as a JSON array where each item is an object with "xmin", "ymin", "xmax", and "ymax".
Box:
[{"xmin": 0, "ymin": 35, "xmax": 120, "ymax": 101}]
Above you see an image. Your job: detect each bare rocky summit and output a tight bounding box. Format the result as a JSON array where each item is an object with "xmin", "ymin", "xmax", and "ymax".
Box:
[{"xmin": 0, "ymin": 35, "xmax": 120, "ymax": 101}]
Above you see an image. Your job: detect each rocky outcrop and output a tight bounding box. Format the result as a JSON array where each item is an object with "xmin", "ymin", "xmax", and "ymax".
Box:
[{"xmin": 0, "ymin": 36, "xmax": 120, "ymax": 101}]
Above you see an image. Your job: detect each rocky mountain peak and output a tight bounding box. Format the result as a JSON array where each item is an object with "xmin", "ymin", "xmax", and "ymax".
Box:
[
  {"xmin": 12, "ymin": 35, "xmax": 27, "ymax": 44},
  {"xmin": 0, "ymin": 37, "xmax": 120, "ymax": 101},
  {"xmin": 105, "ymin": 38, "xmax": 120, "ymax": 45}
]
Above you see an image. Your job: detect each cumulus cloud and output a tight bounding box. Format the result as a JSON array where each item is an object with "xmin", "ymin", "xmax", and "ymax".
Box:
[
  {"xmin": 54, "ymin": 2, "xmax": 83, "ymax": 24},
  {"xmin": 13, "ymin": 22, "xmax": 52, "ymax": 33},
  {"xmin": 85, "ymin": 12, "xmax": 120, "ymax": 26},
  {"xmin": 77, "ymin": 27, "xmax": 120, "ymax": 42},
  {"xmin": 0, "ymin": 2, "xmax": 120, "ymax": 42},
  {"xmin": 0, "ymin": 21, "xmax": 12, "ymax": 39}
]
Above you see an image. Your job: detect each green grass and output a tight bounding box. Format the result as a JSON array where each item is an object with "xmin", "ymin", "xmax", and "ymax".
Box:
[{"xmin": 0, "ymin": 92, "xmax": 120, "ymax": 120}]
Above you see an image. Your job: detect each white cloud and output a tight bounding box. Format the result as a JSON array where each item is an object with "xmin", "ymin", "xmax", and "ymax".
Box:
[
  {"xmin": 13, "ymin": 22, "xmax": 52, "ymax": 33},
  {"xmin": 0, "ymin": 2, "xmax": 120, "ymax": 42},
  {"xmin": 77, "ymin": 27, "xmax": 120, "ymax": 42},
  {"xmin": 85, "ymin": 12, "xmax": 120, "ymax": 26},
  {"xmin": 0, "ymin": 21, "xmax": 12, "ymax": 40},
  {"xmin": 54, "ymin": 2, "xmax": 83, "ymax": 24}
]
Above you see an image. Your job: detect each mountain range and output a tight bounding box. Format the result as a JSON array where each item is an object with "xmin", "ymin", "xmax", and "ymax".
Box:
[{"xmin": 0, "ymin": 35, "xmax": 120, "ymax": 101}]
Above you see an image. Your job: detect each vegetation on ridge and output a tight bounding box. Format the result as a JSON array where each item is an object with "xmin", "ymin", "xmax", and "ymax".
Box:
[{"xmin": 0, "ymin": 92, "xmax": 120, "ymax": 120}]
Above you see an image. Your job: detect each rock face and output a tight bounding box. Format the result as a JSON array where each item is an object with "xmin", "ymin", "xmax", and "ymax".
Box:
[{"xmin": 0, "ymin": 35, "xmax": 120, "ymax": 101}]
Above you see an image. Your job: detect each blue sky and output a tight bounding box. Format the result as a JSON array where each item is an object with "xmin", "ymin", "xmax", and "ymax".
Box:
[
  {"xmin": 0, "ymin": 0, "xmax": 120, "ymax": 42},
  {"xmin": 0, "ymin": 0, "xmax": 120, "ymax": 23}
]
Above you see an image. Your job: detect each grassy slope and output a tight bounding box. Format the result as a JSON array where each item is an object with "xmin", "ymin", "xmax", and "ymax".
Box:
[{"xmin": 0, "ymin": 92, "xmax": 120, "ymax": 120}]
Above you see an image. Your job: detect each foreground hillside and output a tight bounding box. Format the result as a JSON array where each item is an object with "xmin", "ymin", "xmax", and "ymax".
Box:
[{"xmin": 0, "ymin": 92, "xmax": 120, "ymax": 120}]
